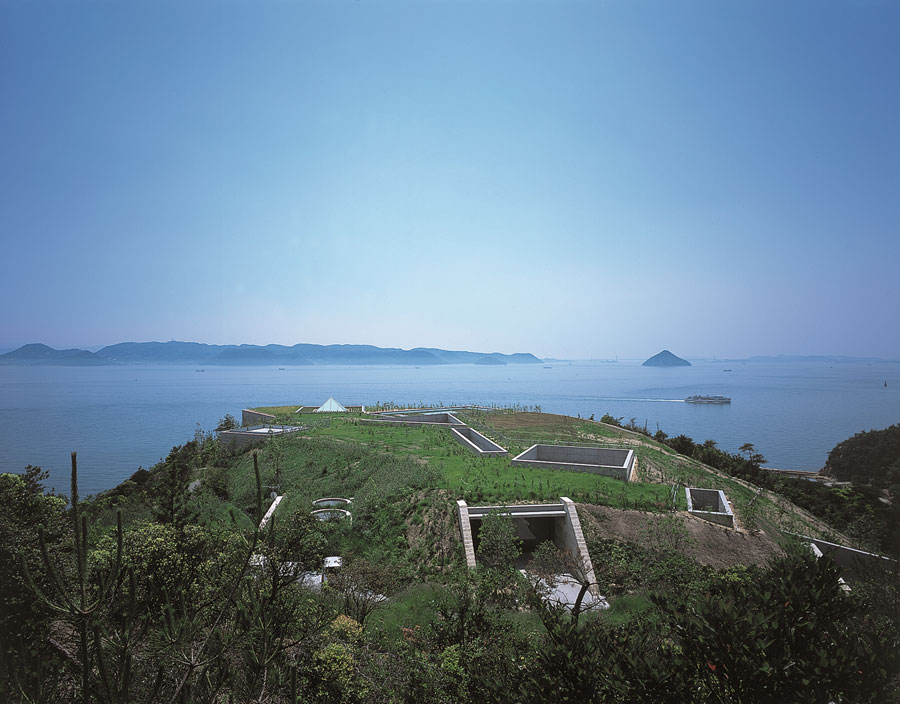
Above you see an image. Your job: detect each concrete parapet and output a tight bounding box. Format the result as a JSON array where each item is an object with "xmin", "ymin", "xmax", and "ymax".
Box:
[
  {"xmin": 793, "ymin": 533, "xmax": 896, "ymax": 583},
  {"xmin": 559, "ymin": 498, "xmax": 599, "ymax": 598},
  {"xmin": 685, "ymin": 488, "xmax": 734, "ymax": 528},
  {"xmin": 220, "ymin": 425, "xmax": 302, "ymax": 453},
  {"xmin": 457, "ymin": 500, "xmax": 477, "ymax": 568},
  {"xmin": 242, "ymin": 409, "xmax": 277, "ymax": 426},
  {"xmin": 312, "ymin": 508, "xmax": 352, "ymax": 523},
  {"xmin": 450, "ymin": 426, "xmax": 508, "ymax": 456},
  {"xmin": 360, "ymin": 412, "xmax": 465, "ymax": 427},
  {"xmin": 313, "ymin": 497, "xmax": 353, "ymax": 509},
  {"xmin": 259, "ymin": 495, "xmax": 285, "ymax": 530},
  {"xmin": 511, "ymin": 444, "xmax": 634, "ymax": 481}
]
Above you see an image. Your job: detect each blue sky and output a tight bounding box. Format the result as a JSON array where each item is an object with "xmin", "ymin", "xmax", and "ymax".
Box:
[{"xmin": 1, "ymin": 0, "xmax": 898, "ymax": 359}]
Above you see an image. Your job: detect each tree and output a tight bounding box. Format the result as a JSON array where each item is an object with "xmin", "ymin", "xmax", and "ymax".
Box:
[
  {"xmin": 20, "ymin": 454, "xmax": 126, "ymax": 704},
  {"xmin": 215, "ymin": 414, "xmax": 238, "ymax": 432},
  {"xmin": 0, "ymin": 466, "xmax": 68, "ymax": 698},
  {"xmin": 150, "ymin": 443, "xmax": 199, "ymax": 530},
  {"xmin": 328, "ymin": 558, "xmax": 394, "ymax": 627},
  {"xmin": 655, "ymin": 548, "xmax": 893, "ymax": 703},
  {"xmin": 475, "ymin": 511, "xmax": 521, "ymax": 571}
]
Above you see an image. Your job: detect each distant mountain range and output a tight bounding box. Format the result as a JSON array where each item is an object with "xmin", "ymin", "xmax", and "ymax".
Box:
[{"xmin": 0, "ymin": 342, "xmax": 542, "ymax": 367}]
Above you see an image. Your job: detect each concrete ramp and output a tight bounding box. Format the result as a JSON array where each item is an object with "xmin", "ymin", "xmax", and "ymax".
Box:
[{"xmin": 450, "ymin": 426, "xmax": 508, "ymax": 456}]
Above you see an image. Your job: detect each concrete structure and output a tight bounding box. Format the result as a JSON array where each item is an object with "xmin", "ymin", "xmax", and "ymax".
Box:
[
  {"xmin": 220, "ymin": 425, "xmax": 302, "ymax": 452},
  {"xmin": 450, "ymin": 426, "xmax": 508, "ymax": 456},
  {"xmin": 457, "ymin": 497, "xmax": 599, "ymax": 598},
  {"xmin": 259, "ymin": 495, "xmax": 285, "ymax": 530},
  {"xmin": 313, "ymin": 497, "xmax": 353, "ymax": 509},
  {"xmin": 361, "ymin": 412, "xmax": 465, "ymax": 427},
  {"xmin": 685, "ymin": 487, "xmax": 735, "ymax": 528},
  {"xmin": 242, "ymin": 408, "xmax": 276, "ymax": 426},
  {"xmin": 511, "ymin": 444, "xmax": 634, "ymax": 481},
  {"xmin": 311, "ymin": 508, "xmax": 352, "ymax": 523},
  {"xmin": 794, "ymin": 534, "xmax": 896, "ymax": 584}
]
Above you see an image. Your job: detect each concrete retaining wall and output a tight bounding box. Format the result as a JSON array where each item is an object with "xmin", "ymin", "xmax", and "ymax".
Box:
[
  {"xmin": 242, "ymin": 409, "xmax": 277, "ymax": 426},
  {"xmin": 220, "ymin": 425, "xmax": 301, "ymax": 453},
  {"xmin": 796, "ymin": 534, "xmax": 896, "ymax": 583},
  {"xmin": 313, "ymin": 498, "xmax": 353, "ymax": 508},
  {"xmin": 457, "ymin": 500, "xmax": 477, "ymax": 568},
  {"xmin": 312, "ymin": 508, "xmax": 352, "ymax": 522},
  {"xmin": 511, "ymin": 444, "xmax": 634, "ymax": 481},
  {"xmin": 360, "ymin": 412, "xmax": 464, "ymax": 427},
  {"xmin": 450, "ymin": 426, "xmax": 508, "ymax": 456},
  {"xmin": 685, "ymin": 488, "xmax": 734, "ymax": 528}
]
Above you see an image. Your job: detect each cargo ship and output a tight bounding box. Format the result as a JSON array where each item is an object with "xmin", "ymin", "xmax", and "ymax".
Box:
[{"xmin": 684, "ymin": 395, "xmax": 731, "ymax": 404}]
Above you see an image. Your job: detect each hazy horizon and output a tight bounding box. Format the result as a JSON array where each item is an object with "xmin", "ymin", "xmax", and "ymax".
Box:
[
  {"xmin": 2, "ymin": 1, "xmax": 898, "ymax": 360},
  {"xmin": 0, "ymin": 338, "xmax": 896, "ymax": 363}
]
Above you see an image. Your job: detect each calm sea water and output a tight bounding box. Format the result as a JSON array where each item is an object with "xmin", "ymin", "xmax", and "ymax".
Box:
[{"xmin": 1, "ymin": 360, "xmax": 898, "ymax": 496}]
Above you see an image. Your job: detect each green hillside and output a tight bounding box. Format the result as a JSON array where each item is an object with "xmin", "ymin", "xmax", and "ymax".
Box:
[{"xmin": 3, "ymin": 406, "xmax": 897, "ymax": 702}]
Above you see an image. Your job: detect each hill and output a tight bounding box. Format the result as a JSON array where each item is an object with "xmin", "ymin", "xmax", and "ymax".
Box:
[
  {"xmin": 412, "ymin": 348, "xmax": 540, "ymax": 364},
  {"xmin": 642, "ymin": 349, "xmax": 691, "ymax": 367},
  {"xmin": 0, "ymin": 342, "xmax": 105, "ymax": 365},
  {"xmin": 5, "ymin": 405, "xmax": 896, "ymax": 702},
  {"xmin": 824, "ymin": 424, "xmax": 900, "ymax": 489},
  {"xmin": 0, "ymin": 341, "xmax": 542, "ymax": 366}
]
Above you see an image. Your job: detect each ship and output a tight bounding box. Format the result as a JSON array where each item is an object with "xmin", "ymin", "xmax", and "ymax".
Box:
[{"xmin": 685, "ymin": 395, "xmax": 731, "ymax": 404}]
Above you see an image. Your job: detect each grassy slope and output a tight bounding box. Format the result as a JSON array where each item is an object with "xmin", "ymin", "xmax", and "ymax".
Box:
[
  {"xmin": 81, "ymin": 405, "xmax": 856, "ymax": 641},
  {"xmin": 462, "ymin": 410, "xmax": 848, "ymax": 543}
]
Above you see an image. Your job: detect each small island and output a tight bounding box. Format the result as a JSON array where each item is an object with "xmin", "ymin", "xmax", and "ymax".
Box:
[{"xmin": 643, "ymin": 349, "xmax": 691, "ymax": 367}]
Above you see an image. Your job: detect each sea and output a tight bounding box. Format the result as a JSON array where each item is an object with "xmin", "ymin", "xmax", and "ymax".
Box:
[{"xmin": 1, "ymin": 359, "xmax": 898, "ymax": 497}]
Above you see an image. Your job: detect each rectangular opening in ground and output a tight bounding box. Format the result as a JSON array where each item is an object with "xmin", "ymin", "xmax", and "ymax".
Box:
[
  {"xmin": 511, "ymin": 444, "xmax": 634, "ymax": 480},
  {"xmin": 451, "ymin": 426, "xmax": 508, "ymax": 455},
  {"xmin": 685, "ymin": 488, "xmax": 734, "ymax": 528}
]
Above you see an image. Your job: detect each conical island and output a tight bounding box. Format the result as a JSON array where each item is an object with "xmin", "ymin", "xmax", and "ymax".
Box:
[{"xmin": 643, "ymin": 349, "xmax": 691, "ymax": 367}]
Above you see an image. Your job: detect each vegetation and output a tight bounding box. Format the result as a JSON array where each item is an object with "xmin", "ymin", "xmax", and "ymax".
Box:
[
  {"xmin": 2, "ymin": 408, "xmax": 899, "ymax": 702},
  {"xmin": 824, "ymin": 423, "xmax": 900, "ymax": 489}
]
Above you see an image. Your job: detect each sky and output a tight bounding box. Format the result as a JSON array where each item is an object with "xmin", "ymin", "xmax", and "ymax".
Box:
[{"xmin": 1, "ymin": 0, "xmax": 898, "ymax": 360}]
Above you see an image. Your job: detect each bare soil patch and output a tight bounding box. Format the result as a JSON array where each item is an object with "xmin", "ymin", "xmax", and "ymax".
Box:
[{"xmin": 577, "ymin": 503, "xmax": 783, "ymax": 569}]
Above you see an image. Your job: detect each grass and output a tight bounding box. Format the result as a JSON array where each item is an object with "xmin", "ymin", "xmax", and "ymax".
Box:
[
  {"xmin": 600, "ymin": 594, "xmax": 655, "ymax": 626},
  {"xmin": 368, "ymin": 582, "xmax": 449, "ymax": 643},
  {"xmin": 243, "ymin": 405, "xmax": 842, "ymax": 545},
  {"xmin": 311, "ymin": 417, "xmax": 674, "ymax": 510}
]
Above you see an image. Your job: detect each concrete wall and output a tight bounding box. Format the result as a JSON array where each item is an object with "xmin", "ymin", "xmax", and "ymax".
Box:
[
  {"xmin": 685, "ymin": 488, "xmax": 734, "ymax": 528},
  {"xmin": 450, "ymin": 426, "xmax": 508, "ymax": 456},
  {"xmin": 511, "ymin": 444, "xmax": 634, "ymax": 481},
  {"xmin": 220, "ymin": 425, "xmax": 300, "ymax": 453},
  {"xmin": 361, "ymin": 413, "xmax": 464, "ymax": 427},
  {"xmin": 457, "ymin": 500, "xmax": 477, "ymax": 568},
  {"xmin": 457, "ymin": 498, "xmax": 598, "ymax": 597},
  {"xmin": 311, "ymin": 508, "xmax": 352, "ymax": 522},
  {"xmin": 558, "ymin": 497, "xmax": 599, "ymax": 597},
  {"xmin": 798, "ymin": 534, "xmax": 896, "ymax": 583},
  {"xmin": 242, "ymin": 409, "xmax": 276, "ymax": 426},
  {"xmin": 313, "ymin": 498, "xmax": 353, "ymax": 508}
]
